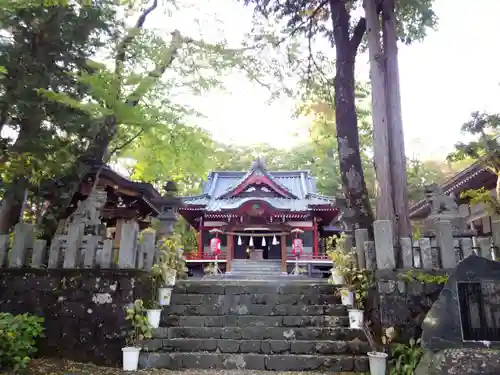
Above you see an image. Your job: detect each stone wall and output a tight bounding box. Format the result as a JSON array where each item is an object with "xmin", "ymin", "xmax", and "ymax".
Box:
[
  {"xmin": 368, "ymin": 269, "xmax": 446, "ymax": 342},
  {"xmin": 0, "ymin": 269, "xmax": 151, "ymax": 366}
]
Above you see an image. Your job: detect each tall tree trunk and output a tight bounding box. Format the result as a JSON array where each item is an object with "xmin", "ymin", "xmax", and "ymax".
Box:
[
  {"xmin": 0, "ymin": 112, "xmax": 44, "ymax": 233},
  {"xmin": 364, "ymin": 0, "xmax": 394, "ymax": 223},
  {"xmin": 329, "ymin": 1, "xmax": 374, "ymax": 233},
  {"xmin": 0, "ymin": 192, "xmax": 21, "ymax": 233},
  {"xmin": 383, "ymin": 0, "xmax": 410, "ymax": 238}
]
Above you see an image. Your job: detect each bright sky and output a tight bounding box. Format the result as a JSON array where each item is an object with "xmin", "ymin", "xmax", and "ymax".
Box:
[{"xmin": 149, "ymin": 0, "xmax": 500, "ymax": 160}]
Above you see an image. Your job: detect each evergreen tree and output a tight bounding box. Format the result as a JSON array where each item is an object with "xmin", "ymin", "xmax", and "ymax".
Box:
[{"xmin": 0, "ymin": 0, "xmax": 119, "ymax": 233}]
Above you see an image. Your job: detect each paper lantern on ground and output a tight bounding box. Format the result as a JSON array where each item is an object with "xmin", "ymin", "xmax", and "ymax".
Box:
[
  {"xmin": 292, "ymin": 238, "xmax": 303, "ymax": 257},
  {"xmin": 210, "ymin": 237, "xmax": 221, "ymax": 255}
]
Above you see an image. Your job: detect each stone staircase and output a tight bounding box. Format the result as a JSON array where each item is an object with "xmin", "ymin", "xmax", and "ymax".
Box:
[
  {"xmin": 139, "ymin": 280, "xmax": 370, "ymax": 372},
  {"xmin": 230, "ymin": 259, "xmax": 283, "ymax": 276}
]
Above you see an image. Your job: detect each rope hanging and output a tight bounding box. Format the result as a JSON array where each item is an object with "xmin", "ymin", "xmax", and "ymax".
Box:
[{"xmin": 225, "ymin": 231, "xmax": 290, "ymax": 237}]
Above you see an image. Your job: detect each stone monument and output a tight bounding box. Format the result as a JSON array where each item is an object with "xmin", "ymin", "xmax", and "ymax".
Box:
[
  {"xmin": 66, "ymin": 187, "xmax": 107, "ymax": 235},
  {"xmin": 416, "ymin": 255, "xmax": 500, "ymax": 375},
  {"xmin": 423, "ymin": 184, "xmax": 474, "ymax": 236}
]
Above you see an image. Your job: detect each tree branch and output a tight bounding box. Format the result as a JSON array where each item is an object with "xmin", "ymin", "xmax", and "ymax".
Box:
[
  {"xmin": 350, "ymin": 18, "xmax": 366, "ymax": 52},
  {"xmin": 329, "ymin": 0, "xmax": 351, "ymax": 51},
  {"xmin": 107, "ymin": 128, "xmax": 144, "ymax": 158},
  {"xmin": 114, "ymin": 0, "xmax": 159, "ymax": 98},
  {"xmin": 125, "ymin": 30, "xmax": 188, "ymax": 107},
  {"xmin": 271, "ymin": 0, "xmax": 329, "ymax": 47}
]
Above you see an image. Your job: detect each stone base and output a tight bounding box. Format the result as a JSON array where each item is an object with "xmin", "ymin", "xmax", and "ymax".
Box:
[{"xmin": 415, "ymin": 349, "xmax": 500, "ymax": 375}]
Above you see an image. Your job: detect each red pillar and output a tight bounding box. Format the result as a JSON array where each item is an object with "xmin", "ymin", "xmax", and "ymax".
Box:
[{"xmin": 313, "ymin": 219, "xmax": 319, "ymax": 259}]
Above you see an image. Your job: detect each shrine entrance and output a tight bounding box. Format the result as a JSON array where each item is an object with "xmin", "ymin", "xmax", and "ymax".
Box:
[{"xmin": 232, "ymin": 229, "xmax": 283, "ymax": 260}]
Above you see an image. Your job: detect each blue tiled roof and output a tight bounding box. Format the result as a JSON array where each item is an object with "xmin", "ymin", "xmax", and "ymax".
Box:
[{"xmin": 181, "ymin": 158, "xmax": 335, "ymax": 212}]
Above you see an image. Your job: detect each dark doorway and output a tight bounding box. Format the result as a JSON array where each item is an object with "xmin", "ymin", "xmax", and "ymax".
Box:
[
  {"xmin": 233, "ymin": 235, "xmax": 248, "ymax": 259},
  {"xmin": 232, "ymin": 233, "xmax": 282, "ymax": 260},
  {"xmin": 268, "ymin": 242, "xmax": 281, "ymax": 260}
]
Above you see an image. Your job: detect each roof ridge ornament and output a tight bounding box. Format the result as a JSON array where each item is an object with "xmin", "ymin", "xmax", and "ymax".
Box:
[{"xmin": 251, "ymin": 156, "xmax": 267, "ymax": 171}]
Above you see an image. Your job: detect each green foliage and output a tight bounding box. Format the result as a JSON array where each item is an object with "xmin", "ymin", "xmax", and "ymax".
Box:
[
  {"xmin": 327, "ymin": 234, "xmax": 374, "ymax": 309},
  {"xmin": 173, "ymin": 217, "xmax": 198, "ymax": 254},
  {"xmin": 448, "ymin": 112, "xmax": 500, "ymax": 214},
  {"xmin": 389, "ymin": 337, "xmax": 424, "ymax": 375},
  {"xmin": 461, "ymin": 187, "xmax": 499, "ymax": 214},
  {"xmin": 406, "ymin": 158, "xmax": 462, "ymax": 205},
  {"xmin": 145, "ymin": 264, "xmax": 162, "ymax": 309},
  {"xmin": 125, "ymin": 299, "xmax": 152, "ymax": 346},
  {"xmin": 399, "ymin": 270, "xmax": 448, "ymax": 285},
  {"xmin": 0, "ymin": 0, "xmax": 119, "ymax": 233},
  {"xmin": 156, "ymin": 234, "xmax": 188, "ymax": 279},
  {"xmin": 0, "ymin": 313, "xmax": 45, "ymax": 370}
]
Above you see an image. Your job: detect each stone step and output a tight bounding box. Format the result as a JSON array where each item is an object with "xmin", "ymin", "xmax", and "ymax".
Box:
[
  {"xmin": 229, "ymin": 269, "xmax": 283, "ymax": 273},
  {"xmin": 203, "ymin": 273, "xmax": 307, "ymax": 283},
  {"xmin": 231, "ymin": 266, "xmax": 281, "ymax": 268},
  {"xmin": 228, "ymin": 270, "xmax": 283, "ymax": 273},
  {"xmin": 170, "ymin": 293, "xmax": 341, "ymax": 306},
  {"xmin": 164, "ymin": 304, "xmax": 346, "ymax": 317},
  {"xmin": 229, "ymin": 268, "xmax": 282, "ymax": 272},
  {"xmin": 140, "ymin": 338, "xmax": 370, "ymax": 355},
  {"xmin": 152, "ymin": 326, "xmax": 367, "ymax": 341},
  {"xmin": 162, "ymin": 315, "xmax": 349, "ymax": 328},
  {"xmin": 231, "ymin": 262, "xmax": 281, "ymax": 266},
  {"xmin": 139, "ymin": 352, "xmax": 369, "ymax": 372},
  {"xmin": 173, "ymin": 281, "xmax": 340, "ymax": 295},
  {"xmin": 202, "ymin": 274, "xmax": 313, "ymax": 281},
  {"xmin": 231, "ymin": 262, "xmax": 281, "ymax": 264},
  {"xmin": 228, "ymin": 271, "xmax": 284, "ymax": 275}
]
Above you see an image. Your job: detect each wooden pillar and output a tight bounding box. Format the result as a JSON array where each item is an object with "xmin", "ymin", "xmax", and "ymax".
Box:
[
  {"xmin": 281, "ymin": 234, "xmax": 287, "ymax": 274},
  {"xmin": 226, "ymin": 234, "xmax": 233, "ymax": 272},
  {"xmin": 198, "ymin": 218, "xmax": 203, "ymax": 258},
  {"xmin": 114, "ymin": 219, "xmax": 124, "ymax": 249},
  {"xmin": 313, "ymin": 219, "xmax": 319, "ymax": 258}
]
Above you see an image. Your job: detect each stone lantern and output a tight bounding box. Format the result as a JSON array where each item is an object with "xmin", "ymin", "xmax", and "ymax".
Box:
[{"xmin": 154, "ymin": 181, "xmax": 182, "ymax": 240}]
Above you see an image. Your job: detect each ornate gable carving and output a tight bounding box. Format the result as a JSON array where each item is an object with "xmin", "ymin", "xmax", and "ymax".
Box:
[
  {"xmin": 235, "ymin": 183, "xmax": 283, "ymax": 198},
  {"xmin": 219, "ymin": 158, "xmax": 297, "ymax": 199}
]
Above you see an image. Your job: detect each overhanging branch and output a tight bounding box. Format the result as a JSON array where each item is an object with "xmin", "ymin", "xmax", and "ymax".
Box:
[
  {"xmin": 125, "ymin": 30, "xmax": 188, "ymax": 107},
  {"xmin": 350, "ymin": 18, "xmax": 366, "ymax": 51}
]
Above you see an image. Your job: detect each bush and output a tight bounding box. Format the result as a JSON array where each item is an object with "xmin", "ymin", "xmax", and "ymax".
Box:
[{"xmin": 0, "ymin": 313, "xmax": 45, "ymax": 370}]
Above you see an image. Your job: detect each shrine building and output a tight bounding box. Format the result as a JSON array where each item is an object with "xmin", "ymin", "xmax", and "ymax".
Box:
[{"xmin": 179, "ymin": 158, "xmax": 342, "ymax": 276}]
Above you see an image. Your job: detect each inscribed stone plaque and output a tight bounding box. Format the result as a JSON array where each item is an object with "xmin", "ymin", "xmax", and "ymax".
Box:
[{"xmin": 421, "ymin": 255, "xmax": 500, "ymax": 351}]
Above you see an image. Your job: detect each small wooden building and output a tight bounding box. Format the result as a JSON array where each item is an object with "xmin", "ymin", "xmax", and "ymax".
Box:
[
  {"xmin": 66, "ymin": 164, "xmax": 160, "ymax": 248},
  {"xmin": 179, "ymin": 158, "xmax": 341, "ymax": 275},
  {"xmin": 409, "ymin": 161, "xmax": 498, "ymax": 236}
]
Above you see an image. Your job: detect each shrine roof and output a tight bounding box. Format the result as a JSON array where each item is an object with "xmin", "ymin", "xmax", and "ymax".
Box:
[
  {"xmin": 409, "ymin": 161, "xmax": 496, "ymax": 219},
  {"xmin": 181, "ymin": 158, "xmax": 335, "ymax": 212}
]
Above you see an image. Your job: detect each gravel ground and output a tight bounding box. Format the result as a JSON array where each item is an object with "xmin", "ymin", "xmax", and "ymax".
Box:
[{"xmin": 3, "ymin": 358, "xmax": 366, "ymax": 375}]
